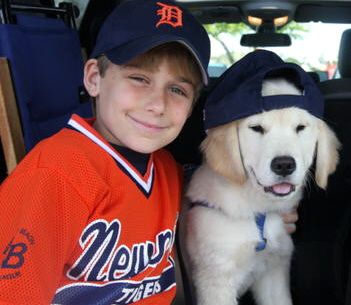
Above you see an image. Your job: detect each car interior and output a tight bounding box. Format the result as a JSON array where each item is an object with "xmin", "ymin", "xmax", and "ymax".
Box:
[{"xmin": 0, "ymin": 0, "xmax": 351, "ymax": 304}]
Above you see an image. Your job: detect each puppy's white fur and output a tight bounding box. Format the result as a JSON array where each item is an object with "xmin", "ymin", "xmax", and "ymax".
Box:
[{"xmin": 183, "ymin": 78, "xmax": 340, "ymax": 305}]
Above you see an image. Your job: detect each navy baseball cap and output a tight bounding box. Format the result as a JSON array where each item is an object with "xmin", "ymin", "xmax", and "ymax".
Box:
[
  {"xmin": 91, "ymin": 0, "xmax": 211, "ymax": 85},
  {"xmin": 204, "ymin": 50, "xmax": 324, "ymax": 129}
]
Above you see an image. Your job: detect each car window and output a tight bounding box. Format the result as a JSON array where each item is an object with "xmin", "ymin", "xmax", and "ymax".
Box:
[{"xmin": 206, "ymin": 21, "xmax": 350, "ymax": 79}]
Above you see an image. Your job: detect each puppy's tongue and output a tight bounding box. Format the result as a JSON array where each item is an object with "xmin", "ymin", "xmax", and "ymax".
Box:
[{"xmin": 272, "ymin": 183, "xmax": 294, "ymax": 195}]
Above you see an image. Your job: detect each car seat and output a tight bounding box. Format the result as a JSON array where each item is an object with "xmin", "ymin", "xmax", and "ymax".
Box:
[
  {"xmin": 319, "ymin": 28, "xmax": 351, "ymax": 99},
  {"xmin": 0, "ymin": 1, "xmax": 93, "ymax": 174},
  {"xmin": 321, "ymin": 28, "xmax": 351, "ymax": 305},
  {"xmin": 290, "ymin": 28, "xmax": 351, "ymax": 305}
]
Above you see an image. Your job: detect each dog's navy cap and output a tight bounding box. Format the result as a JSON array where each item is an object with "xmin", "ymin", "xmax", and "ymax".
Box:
[
  {"xmin": 204, "ymin": 50, "xmax": 324, "ymax": 129},
  {"xmin": 90, "ymin": 0, "xmax": 210, "ymax": 85}
]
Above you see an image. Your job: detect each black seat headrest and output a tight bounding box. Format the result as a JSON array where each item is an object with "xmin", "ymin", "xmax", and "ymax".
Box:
[
  {"xmin": 338, "ymin": 29, "xmax": 351, "ymax": 78},
  {"xmin": 308, "ymin": 71, "xmax": 320, "ymax": 83}
]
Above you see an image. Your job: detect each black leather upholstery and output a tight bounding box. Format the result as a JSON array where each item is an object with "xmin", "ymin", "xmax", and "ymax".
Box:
[
  {"xmin": 291, "ymin": 28, "xmax": 351, "ymax": 305},
  {"xmin": 319, "ymin": 29, "xmax": 351, "ymax": 100}
]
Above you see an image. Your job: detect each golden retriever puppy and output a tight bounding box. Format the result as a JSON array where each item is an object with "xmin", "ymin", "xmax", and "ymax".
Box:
[{"xmin": 182, "ymin": 51, "xmax": 340, "ymax": 305}]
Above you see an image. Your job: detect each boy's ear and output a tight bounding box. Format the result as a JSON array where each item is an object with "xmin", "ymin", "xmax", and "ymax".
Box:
[{"xmin": 83, "ymin": 59, "xmax": 101, "ymax": 97}]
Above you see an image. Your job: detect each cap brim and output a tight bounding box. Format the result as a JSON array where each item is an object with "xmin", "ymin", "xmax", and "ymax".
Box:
[{"xmin": 104, "ymin": 35, "xmax": 209, "ymax": 85}]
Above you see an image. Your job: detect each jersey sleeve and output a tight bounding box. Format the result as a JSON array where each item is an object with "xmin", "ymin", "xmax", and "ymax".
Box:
[{"xmin": 0, "ymin": 167, "xmax": 90, "ymax": 305}]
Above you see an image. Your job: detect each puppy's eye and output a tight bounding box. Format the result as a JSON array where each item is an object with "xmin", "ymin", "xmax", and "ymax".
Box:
[
  {"xmin": 296, "ymin": 124, "xmax": 306, "ymax": 133},
  {"xmin": 249, "ymin": 125, "xmax": 265, "ymax": 134}
]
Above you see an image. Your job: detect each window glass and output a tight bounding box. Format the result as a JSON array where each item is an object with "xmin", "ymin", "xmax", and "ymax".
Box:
[{"xmin": 206, "ymin": 22, "xmax": 350, "ymax": 80}]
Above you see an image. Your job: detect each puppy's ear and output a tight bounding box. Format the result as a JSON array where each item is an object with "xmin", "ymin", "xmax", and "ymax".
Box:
[
  {"xmin": 201, "ymin": 121, "xmax": 246, "ymax": 184},
  {"xmin": 315, "ymin": 120, "xmax": 341, "ymax": 189}
]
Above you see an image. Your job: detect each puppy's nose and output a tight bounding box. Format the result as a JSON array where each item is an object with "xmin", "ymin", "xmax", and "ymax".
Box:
[{"xmin": 271, "ymin": 156, "xmax": 296, "ymax": 176}]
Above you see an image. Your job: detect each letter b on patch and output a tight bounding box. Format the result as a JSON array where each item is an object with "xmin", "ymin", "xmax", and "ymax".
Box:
[{"xmin": 1, "ymin": 242, "xmax": 28, "ymax": 269}]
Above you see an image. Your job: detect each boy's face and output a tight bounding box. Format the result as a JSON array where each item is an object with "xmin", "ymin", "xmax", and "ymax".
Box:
[{"xmin": 84, "ymin": 58, "xmax": 195, "ymax": 153}]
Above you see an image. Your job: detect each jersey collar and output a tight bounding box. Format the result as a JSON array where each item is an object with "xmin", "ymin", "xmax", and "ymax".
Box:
[{"xmin": 67, "ymin": 114, "xmax": 154, "ymax": 196}]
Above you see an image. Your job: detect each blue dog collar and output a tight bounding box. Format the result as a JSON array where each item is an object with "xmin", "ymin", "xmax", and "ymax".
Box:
[
  {"xmin": 189, "ymin": 201, "xmax": 267, "ymax": 252},
  {"xmin": 255, "ymin": 213, "xmax": 267, "ymax": 252}
]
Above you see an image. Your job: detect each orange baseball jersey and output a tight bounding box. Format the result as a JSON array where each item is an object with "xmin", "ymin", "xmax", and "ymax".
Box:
[{"xmin": 0, "ymin": 114, "xmax": 182, "ymax": 305}]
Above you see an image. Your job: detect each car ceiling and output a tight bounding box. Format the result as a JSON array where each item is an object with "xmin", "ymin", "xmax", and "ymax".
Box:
[{"xmin": 176, "ymin": 1, "xmax": 351, "ymax": 24}]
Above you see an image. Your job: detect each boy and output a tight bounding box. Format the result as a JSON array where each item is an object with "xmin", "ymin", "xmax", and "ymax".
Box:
[{"xmin": 0, "ymin": 0, "xmax": 210, "ymax": 304}]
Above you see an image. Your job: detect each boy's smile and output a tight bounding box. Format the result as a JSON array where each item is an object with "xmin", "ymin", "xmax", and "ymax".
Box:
[
  {"xmin": 85, "ymin": 58, "xmax": 195, "ymax": 154},
  {"xmin": 128, "ymin": 115, "xmax": 167, "ymax": 132}
]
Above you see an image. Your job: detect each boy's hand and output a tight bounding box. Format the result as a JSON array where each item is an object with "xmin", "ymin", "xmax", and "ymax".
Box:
[{"xmin": 281, "ymin": 208, "xmax": 299, "ymax": 234}]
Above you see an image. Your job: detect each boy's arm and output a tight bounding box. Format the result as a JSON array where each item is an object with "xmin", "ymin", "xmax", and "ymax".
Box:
[{"xmin": 0, "ymin": 167, "xmax": 90, "ymax": 305}]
